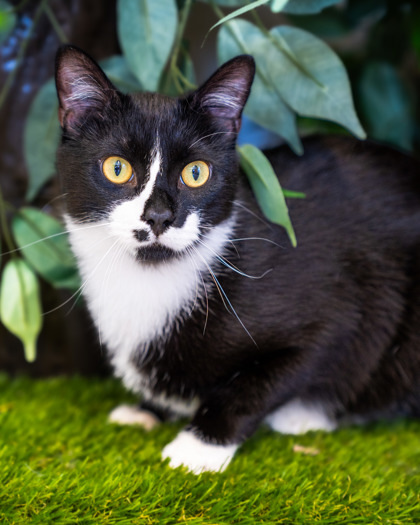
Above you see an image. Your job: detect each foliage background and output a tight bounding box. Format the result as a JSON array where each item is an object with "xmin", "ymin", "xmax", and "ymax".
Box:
[
  {"xmin": 0, "ymin": 0, "xmax": 419, "ymax": 371},
  {"xmin": 0, "ymin": 4, "xmax": 419, "ymax": 522}
]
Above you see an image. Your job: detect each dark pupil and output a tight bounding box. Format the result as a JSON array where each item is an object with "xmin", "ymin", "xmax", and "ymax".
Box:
[
  {"xmin": 191, "ymin": 165, "xmax": 200, "ymax": 181},
  {"xmin": 114, "ymin": 160, "xmax": 122, "ymax": 176}
]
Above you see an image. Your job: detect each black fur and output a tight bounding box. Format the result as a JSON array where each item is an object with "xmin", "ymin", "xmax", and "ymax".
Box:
[{"xmin": 56, "ymin": 45, "xmax": 420, "ymax": 447}]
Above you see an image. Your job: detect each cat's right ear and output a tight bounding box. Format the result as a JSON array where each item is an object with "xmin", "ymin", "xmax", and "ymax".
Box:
[{"xmin": 55, "ymin": 45, "xmax": 118, "ymax": 130}]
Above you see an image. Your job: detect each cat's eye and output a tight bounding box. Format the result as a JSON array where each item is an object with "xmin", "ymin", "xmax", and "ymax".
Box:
[
  {"xmin": 181, "ymin": 161, "xmax": 210, "ymax": 188},
  {"xmin": 102, "ymin": 156, "xmax": 133, "ymax": 184}
]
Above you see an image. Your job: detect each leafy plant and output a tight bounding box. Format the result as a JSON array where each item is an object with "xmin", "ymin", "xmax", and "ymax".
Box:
[{"xmin": 0, "ymin": 0, "xmax": 417, "ymax": 361}]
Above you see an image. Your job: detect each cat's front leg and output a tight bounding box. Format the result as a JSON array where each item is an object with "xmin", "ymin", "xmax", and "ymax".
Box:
[
  {"xmin": 162, "ymin": 353, "xmax": 309, "ymax": 473},
  {"xmin": 109, "ymin": 399, "xmax": 173, "ymax": 430},
  {"xmin": 162, "ymin": 431, "xmax": 238, "ymax": 474}
]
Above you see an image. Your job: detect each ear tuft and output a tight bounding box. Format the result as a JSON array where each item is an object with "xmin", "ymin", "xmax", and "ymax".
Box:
[
  {"xmin": 55, "ymin": 45, "xmax": 118, "ymax": 130},
  {"xmin": 193, "ymin": 55, "xmax": 255, "ymax": 133}
]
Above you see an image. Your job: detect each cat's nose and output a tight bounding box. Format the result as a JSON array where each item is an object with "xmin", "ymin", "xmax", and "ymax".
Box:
[{"xmin": 144, "ymin": 207, "xmax": 174, "ymax": 237}]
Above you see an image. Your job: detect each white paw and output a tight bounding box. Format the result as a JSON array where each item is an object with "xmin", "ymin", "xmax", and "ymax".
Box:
[
  {"xmin": 108, "ymin": 404, "xmax": 160, "ymax": 430},
  {"xmin": 265, "ymin": 398, "xmax": 337, "ymax": 435},
  {"xmin": 162, "ymin": 430, "xmax": 238, "ymax": 474}
]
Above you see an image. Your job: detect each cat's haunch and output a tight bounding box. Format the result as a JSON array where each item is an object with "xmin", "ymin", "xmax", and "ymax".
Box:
[{"xmin": 55, "ymin": 45, "xmax": 420, "ymax": 474}]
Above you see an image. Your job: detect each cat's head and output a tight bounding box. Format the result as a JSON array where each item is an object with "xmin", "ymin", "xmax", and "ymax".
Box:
[{"xmin": 55, "ymin": 46, "xmax": 255, "ymax": 263}]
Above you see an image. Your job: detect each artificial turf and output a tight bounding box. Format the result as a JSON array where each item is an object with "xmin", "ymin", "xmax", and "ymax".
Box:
[{"xmin": 0, "ymin": 374, "xmax": 419, "ymax": 524}]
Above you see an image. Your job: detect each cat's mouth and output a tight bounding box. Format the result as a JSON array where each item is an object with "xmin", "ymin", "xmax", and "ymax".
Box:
[
  {"xmin": 135, "ymin": 242, "xmax": 185, "ymax": 263},
  {"xmin": 132, "ymin": 226, "xmax": 197, "ymax": 264},
  {"xmin": 131, "ymin": 213, "xmax": 201, "ymax": 263}
]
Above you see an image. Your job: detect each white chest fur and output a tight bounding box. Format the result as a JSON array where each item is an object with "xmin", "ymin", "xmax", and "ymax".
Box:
[{"xmin": 65, "ymin": 216, "xmax": 233, "ymax": 394}]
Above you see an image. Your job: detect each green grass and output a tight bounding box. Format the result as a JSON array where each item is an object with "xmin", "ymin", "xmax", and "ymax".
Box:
[{"xmin": 0, "ymin": 375, "xmax": 419, "ymax": 524}]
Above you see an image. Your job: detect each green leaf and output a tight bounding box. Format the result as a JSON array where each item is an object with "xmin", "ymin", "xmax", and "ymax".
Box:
[
  {"xmin": 100, "ymin": 55, "xmax": 143, "ymax": 93},
  {"xmin": 208, "ymin": 0, "xmax": 270, "ymax": 34},
  {"xmin": 265, "ymin": 26, "xmax": 366, "ymax": 139},
  {"xmin": 117, "ymin": 0, "xmax": 178, "ymax": 91},
  {"xmin": 282, "ymin": 189, "xmax": 305, "ymax": 199},
  {"xmin": 273, "ymin": 0, "xmax": 341, "ymax": 14},
  {"xmin": 357, "ymin": 62, "xmax": 414, "ymax": 152},
  {"xmin": 198, "ymin": 0, "xmax": 248, "ymax": 6},
  {"xmin": 12, "ymin": 207, "xmax": 80, "ymax": 291},
  {"xmin": 218, "ymin": 19, "xmax": 302, "ymax": 154},
  {"xmin": 24, "ymin": 78, "xmax": 60, "ymax": 202},
  {"xmin": 0, "ymin": 259, "xmax": 42, "ymax": 362},
  {"xmin": 0, "ymin": 0, "xmax": 16, "ymax": 46},
  {"xmin": 238, "ymin": 144, "xmax": 296, "ymax": 247}
]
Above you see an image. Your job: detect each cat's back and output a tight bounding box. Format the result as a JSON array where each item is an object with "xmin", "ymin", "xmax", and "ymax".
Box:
[{"xmin": 263, "ymin": 135, "xmax": 420, "ymax": 246}]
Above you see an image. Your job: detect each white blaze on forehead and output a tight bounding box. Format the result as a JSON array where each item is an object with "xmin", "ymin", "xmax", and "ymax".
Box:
[
  {"xmin": 137, "ymin": 139, "xmax": 162, "ymax": 218},
  {"xmin": 108, "ymin": 138, "xmax": 162, "ymax": 252}
]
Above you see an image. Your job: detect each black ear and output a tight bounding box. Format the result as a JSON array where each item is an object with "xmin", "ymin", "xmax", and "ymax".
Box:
[
  {"xmin": 55, "ymin": 45, "xmax": 119, "ymax": 130},
  {"xmin": 191, "ymin": 55, "xmax": 255, "ymax": 134}
]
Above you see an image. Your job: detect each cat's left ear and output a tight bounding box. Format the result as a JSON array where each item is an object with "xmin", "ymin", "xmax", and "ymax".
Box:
[
  {"xmin": 55, "ymin": 45, "xmax": 119, "ymax": 130},
  {"xmin": 190, "ymin": 55, "xmax": 255, "ymax": 134}
]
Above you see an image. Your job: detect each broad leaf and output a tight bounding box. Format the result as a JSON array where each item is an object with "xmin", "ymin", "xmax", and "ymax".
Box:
[
  {"xmin": 24, "ymin": 78, "xmax": 60, "ymax": 201},
  {"xmin": 0, "ymin": 259, "xmax": 42, "ymax": 362},
  {"xmin": 265, "ymin": 26, "xmax": 365, "ymax": 138},
  {"xmin": 218, "ymin": 20, "xmax": 302, "ymax": 154},
  {"xmin": 358, "ymin": 62, "xmax": 414, "ymax": 152},
  {"xmin": 272, "ymin": 0, "xmax": 341, "ymax": 14},
  {"xmin": 100, "ymin": 55, "xmax": 143, "ymax": 93},
  {"xmin": 239, "ymin": 144, "xmax": 296, "ymax": 247},
  {"xmin": 117, "ymin": 0, "xmax": 177, "ymax": 91},
  {"xmin": 12, "ymin": 207, "xmax": 80, "ymax": 290}
]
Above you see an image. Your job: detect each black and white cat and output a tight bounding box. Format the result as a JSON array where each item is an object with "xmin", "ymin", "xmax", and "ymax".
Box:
[{"xmin": 55, "ymin": 45, "xmax": 420, "ymax": 474}]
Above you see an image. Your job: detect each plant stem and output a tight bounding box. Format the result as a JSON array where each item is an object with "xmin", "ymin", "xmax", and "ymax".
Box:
[
  {"xmin": 44, "ymin": 3, "xmax": 68, "ymax": 44},
  {"xmin": 0, "ymin": 0, "xmax": 48, "ymax": 111},
  {"xmin": 0, "ymin": 184, "xmax": 16, "ymax": 255},
  {"xmin": 163, "ymin": 0, "xmax": 193, "ymax": 94},
  {"xmin": 211, "ymin": 2, "xmax": 273, "ymax": 91}
]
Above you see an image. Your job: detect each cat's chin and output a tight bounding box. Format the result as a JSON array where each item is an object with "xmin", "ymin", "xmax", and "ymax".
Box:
[{"xmin": 135, "ymin": 243, "xmax": 183, "ymax": 264}]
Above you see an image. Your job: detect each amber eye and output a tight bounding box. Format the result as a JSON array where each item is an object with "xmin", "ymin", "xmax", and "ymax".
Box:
[
  {"xmin": 181, "ymin": 161, "xmax": 210, "ymax": 188},
  {"xmin": 102, "ymin": 156, "xmax": 133, "ymax": 184}
]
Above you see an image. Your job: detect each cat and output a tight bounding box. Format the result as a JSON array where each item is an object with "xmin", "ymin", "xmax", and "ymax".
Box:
[{"xmin": 55, "ymin": 44, "xmax": 420, "ymax": 474}]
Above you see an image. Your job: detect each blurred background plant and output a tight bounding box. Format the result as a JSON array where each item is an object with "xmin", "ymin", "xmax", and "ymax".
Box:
[{"xmin": 0, "ymin": 0, "xmax": 418, "ymax": 372}]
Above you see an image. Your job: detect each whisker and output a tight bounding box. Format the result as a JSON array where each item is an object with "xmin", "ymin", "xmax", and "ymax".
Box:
[
  {"xmin": 41, "ymin": 192, "xmax": 69, "ymax": 210},
  {"xmin": 94, "ymin": 240, "xmax": 126, "ymax": 349},
  {"xmin": 185, "ymin": 246, "xmax": 200, "ymax": 314},
  {"xmin": 197, "ymin": 238, "xmax": 272, "ymax": 280},
  {"xmin": 42, "ymin": 236, "xmax": 120, "ymax": 318},
  {"xmin": 187, "ymin": 246, "xmax": 209, "ymax": 335},
  {"xmin": 192, "ymin": 246, "xmax": 257, "ymax": 347},
  {"xmin": 230, "ymin": 237, "xmax": 285, "ymax": 249},
  {"xmin": 233, "ymin": 201, "xmax": 272, "ymax": 229},
  {"xmin": 1, "ymin": 221, "xmax": 112, "ymax": 257},
  {"xmin": 189, "ymin": 131, "xmax": 238, "ymax": 149}
]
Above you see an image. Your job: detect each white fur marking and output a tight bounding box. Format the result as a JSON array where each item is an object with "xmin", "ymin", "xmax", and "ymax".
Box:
[
  {"xmin": 108, "ymin": 141, "xmax": 162, "ymax": 252},
  {"xmin": 162, "ymin": 430, "xmax": 238, "ymax": 474},
  {"xmin": 141, "ymin": 390, "xmax": 200, "ymax": 418},
  {"xmin": 159, "ymin": 213, "xmax": 200, "ymax": 252},
  {"xmin": 265, "ymin": 399, "xmax": 337, "ymax": 435},
  {"xmin": 108, "ymin": 404, "xmax": 160, "ymax": 430},
  {"xmin": 65, "ymin": 214, "xmax": 235, "ymax": 396}
]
